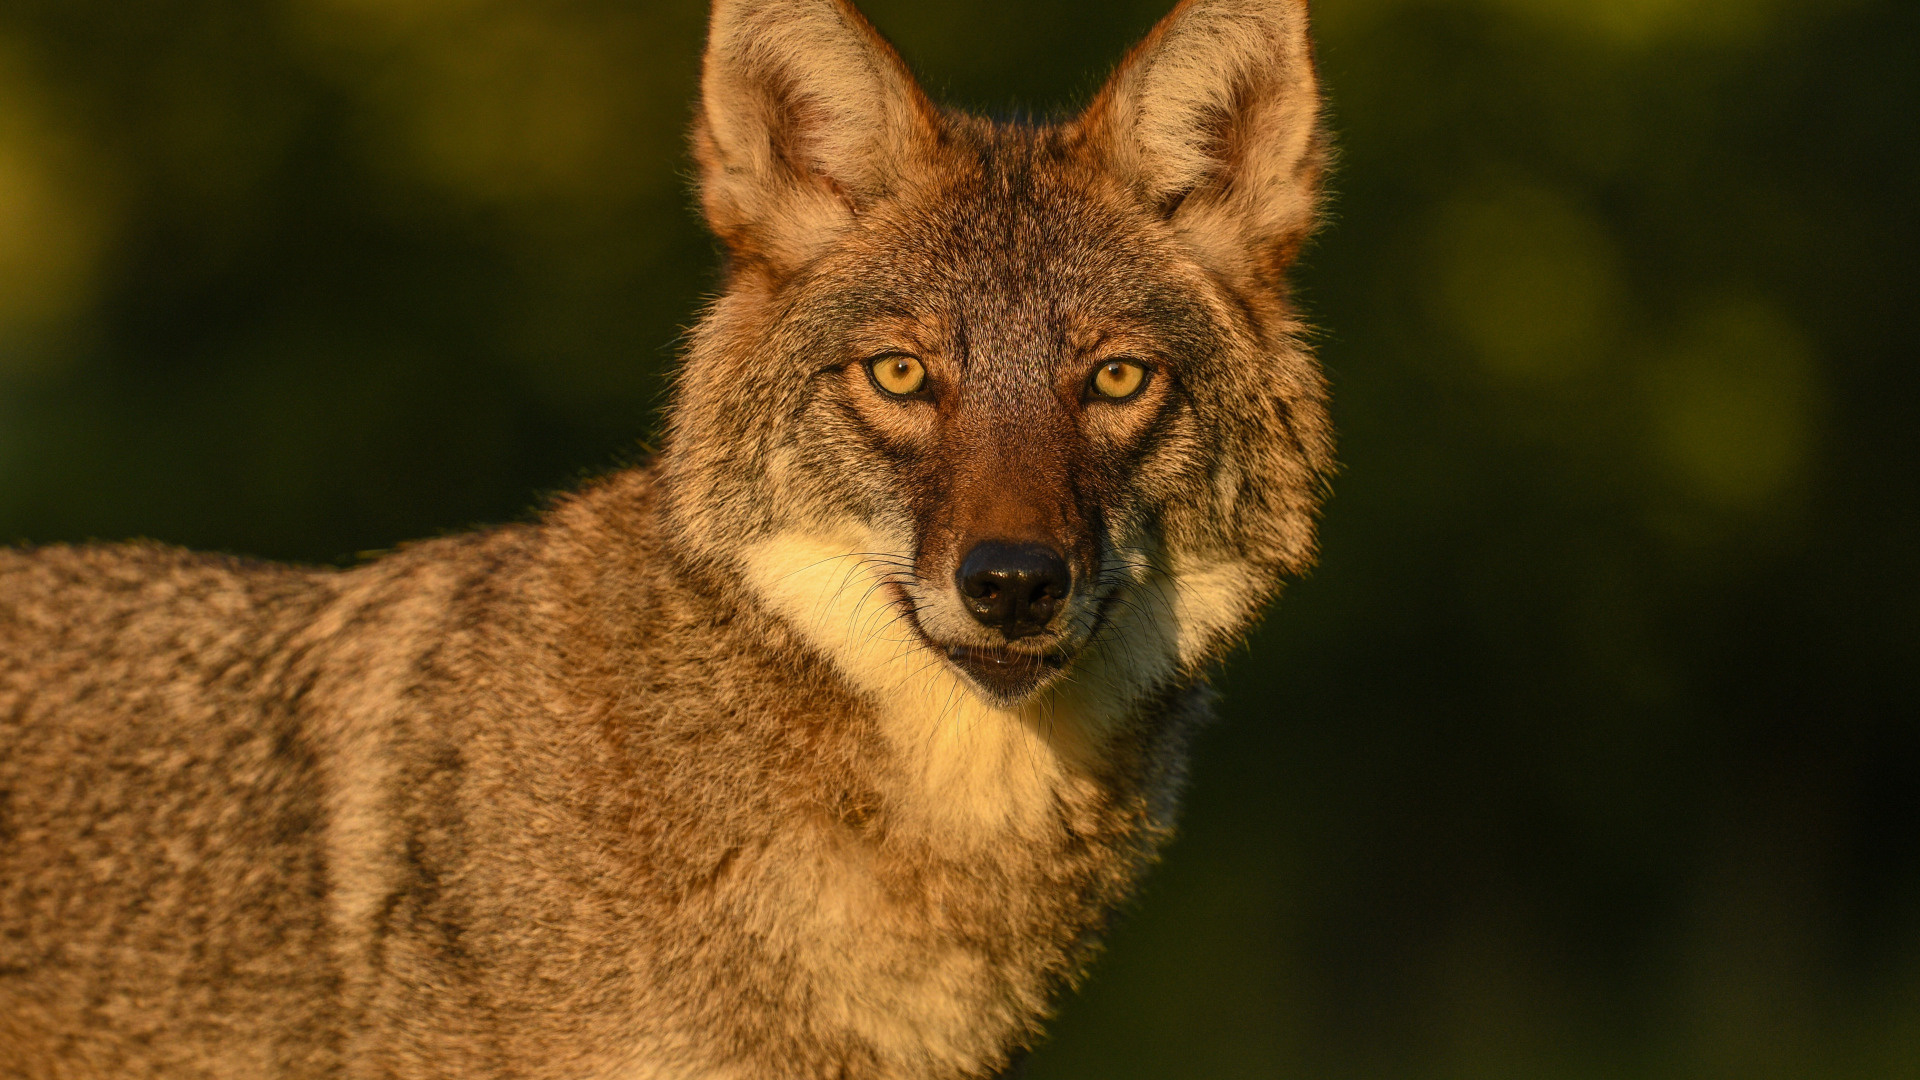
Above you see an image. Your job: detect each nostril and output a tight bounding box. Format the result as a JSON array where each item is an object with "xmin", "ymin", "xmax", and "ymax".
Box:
[{"xmin": 955, "ymin": 541, "xmax": 1072, "ymax": 637}]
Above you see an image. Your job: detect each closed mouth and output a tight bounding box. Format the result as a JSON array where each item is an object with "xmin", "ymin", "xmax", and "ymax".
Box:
[{"xmin": 944, "ymin": 644, "xmax": 1068, "ymax": 703}]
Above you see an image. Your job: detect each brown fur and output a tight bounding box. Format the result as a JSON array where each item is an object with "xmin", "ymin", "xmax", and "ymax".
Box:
[{"xmin": 0, "ymin": 2, "xmax": 1330, "ymax": 1077}]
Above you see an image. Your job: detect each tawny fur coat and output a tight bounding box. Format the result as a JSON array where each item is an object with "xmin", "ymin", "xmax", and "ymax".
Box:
[{"xmin": 0, "ymin": 1, "xmax": 1332, "ymax": 1076}]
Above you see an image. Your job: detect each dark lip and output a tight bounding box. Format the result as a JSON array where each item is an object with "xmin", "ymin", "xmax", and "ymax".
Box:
[
  {"xmin": 943, "ymin": 644, "xmax": 1069, "ymax": 704},
  {"xmin": 885, "ymin": 577, "xmax": 1124, "ymax": 705}
]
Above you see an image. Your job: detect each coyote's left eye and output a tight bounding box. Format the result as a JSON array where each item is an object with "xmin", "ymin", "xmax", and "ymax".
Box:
[
  {"xmin": 1088, "ymin": 359, "xmax": 1149, "ymax": 402},
  {"xmin": 867, "ymin": 354, "xmax": 928, "ymax": 398}
]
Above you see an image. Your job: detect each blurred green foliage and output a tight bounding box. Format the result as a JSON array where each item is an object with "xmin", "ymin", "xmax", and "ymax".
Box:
[{"xmin": 1, "ymin": 0, "xmax": 1916, "ymax": 1076}]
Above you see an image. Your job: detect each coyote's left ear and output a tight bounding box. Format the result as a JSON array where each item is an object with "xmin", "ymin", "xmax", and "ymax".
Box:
[
  {"xmin": 1084, "ymin": 0, "xmax": 1326, "ymax": 291},
  {"xmin": 695, "ymin": 0, "xmax": 939, "ymax": 273}
]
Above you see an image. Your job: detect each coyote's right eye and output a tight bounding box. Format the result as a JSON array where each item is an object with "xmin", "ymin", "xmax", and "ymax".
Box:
[
  {"xmin": 1088, "ymin": 359, "xmax": 1149, "ymax": 402},
  {"xmin": 866, "ymin": 354, "xmax": 928, "ymax": 398}
]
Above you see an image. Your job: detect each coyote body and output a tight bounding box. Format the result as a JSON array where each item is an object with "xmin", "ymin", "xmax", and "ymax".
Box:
[{"xmin": 0, "ymin": 1, "xmax": 1330, "ymax": 1077}]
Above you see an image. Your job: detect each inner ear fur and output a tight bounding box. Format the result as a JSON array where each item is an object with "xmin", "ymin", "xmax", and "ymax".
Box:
[
  {"xmin": 695, "ymin": 0, "xmax": 941, "ymax": 273},
  {"xmin": 1082, "ymin": 0, "xmax": 1327, "ymax": 293}
]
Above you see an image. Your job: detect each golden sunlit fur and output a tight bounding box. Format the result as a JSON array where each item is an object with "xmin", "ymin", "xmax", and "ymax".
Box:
[{"xmin": 0, "ymin": 2, "xmax": 1331, "ymax": 1077}]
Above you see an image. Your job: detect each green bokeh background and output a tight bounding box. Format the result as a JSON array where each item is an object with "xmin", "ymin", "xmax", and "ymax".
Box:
[{"xmin": 2, "ymin": 0, "xmax": 1916, "ymax": 1076}]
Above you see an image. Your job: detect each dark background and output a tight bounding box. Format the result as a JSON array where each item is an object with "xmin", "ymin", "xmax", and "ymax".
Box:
[{"xmin": 2, "ymin": 0, "xmax": 1915, "ymax": 1075}]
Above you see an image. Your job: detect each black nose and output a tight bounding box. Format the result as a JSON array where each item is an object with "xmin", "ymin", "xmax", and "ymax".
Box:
[{"xmin": 956, "ymin": 541, "xmax": 1071, "ymax": 640}]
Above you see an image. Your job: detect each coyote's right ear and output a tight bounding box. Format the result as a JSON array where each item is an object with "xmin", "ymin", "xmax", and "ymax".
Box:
[
  {"xmin": 1084, "ymin": 0, "xmax": 1325, "ymax": 294},
  {"xmin": 695, "ymin": 0, "xmax": 939, "ymax": 273}
]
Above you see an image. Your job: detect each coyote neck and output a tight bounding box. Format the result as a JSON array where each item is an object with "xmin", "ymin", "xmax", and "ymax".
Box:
[{"xmin": 333, "ymin": 465, "xmax": 1192, "ymax": 1078}]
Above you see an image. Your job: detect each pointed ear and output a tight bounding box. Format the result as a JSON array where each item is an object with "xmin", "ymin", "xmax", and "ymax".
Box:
[
  {"xmin": 1083, "ymin": 0, "xmax": 1327, "ymax": 291},
  {"xmin": 694, "ymin": 0, "xmax": 939, "ymax": 272}
]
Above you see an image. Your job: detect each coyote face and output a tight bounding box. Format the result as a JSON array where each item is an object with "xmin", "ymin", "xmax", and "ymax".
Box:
[{"xmin": 668, "ymin": 0, "xmax": 1333, "ymax": 718}]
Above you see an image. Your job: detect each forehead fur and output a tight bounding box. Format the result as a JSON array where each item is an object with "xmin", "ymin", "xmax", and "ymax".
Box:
[{"xmin": 783, "ymin": 119, "xmax": 1238, "ymax": 373}]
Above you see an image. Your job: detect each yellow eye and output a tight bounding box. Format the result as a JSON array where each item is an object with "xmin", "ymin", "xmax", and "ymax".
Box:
[
  {"xmin": 1090, "ymin": 359, "xmax": 1148, "ymax": 401},
  {"xmin": 868, "ymin": 354, "xmax": 927, "ymax": 397}
]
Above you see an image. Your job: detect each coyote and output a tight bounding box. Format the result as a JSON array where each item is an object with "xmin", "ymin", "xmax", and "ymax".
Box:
[{"xmin": 0, "ymin": 0, "xmax": 1330, "ymax": 1076}]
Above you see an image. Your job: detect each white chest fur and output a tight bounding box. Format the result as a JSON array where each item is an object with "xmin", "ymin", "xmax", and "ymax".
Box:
[
  {"xmin": 737, "ymin": 524, "xmax": 1261, "ymax": 839},
  {"xmin": 740, "ymin": 526, "xmax": 1079, "ymax": 841}
]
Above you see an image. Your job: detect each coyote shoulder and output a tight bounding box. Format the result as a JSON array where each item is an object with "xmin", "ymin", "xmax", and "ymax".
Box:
[{"xmin": 0, "ymin": 0, "xmax": 1331, "ymax": 1076}]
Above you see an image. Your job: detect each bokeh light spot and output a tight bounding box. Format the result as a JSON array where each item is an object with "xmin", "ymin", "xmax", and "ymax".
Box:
[
  {"xmin": 1488, "ymin": 0, "xmax": 1783, "ymax": 45},
  {"xmin": 297, "ymin": 2, "xmax": 684, "ymax": 209},
  {"xmin": 0, "ymin": 46, "xmax": 113, "ymax": 366},
  {"xmin": 1322, "ymin": 0, "xmax": 1797, "ymax": 48},
  {"xmin": 1645, "ymin": 297, "xmax": 1820, "ymax": 512},
  {"xmin": 399, "ymin": 15, "xmax": 639, "ymax": 204},
  {"xmin": 1427, "ymin": 182, "xmax": 1625, "ymax": 380}
]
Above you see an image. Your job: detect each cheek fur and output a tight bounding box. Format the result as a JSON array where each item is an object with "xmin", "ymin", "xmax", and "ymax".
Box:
[
  {"xmin": 1076, "ymin": 401, "xmax": 1206, "ymax": 542},
  {"xmin": 1077, "ymin": 378, "xmax": 1172, "ymax": 447},
  {"xmin": 777, "ymin": 395, "xmax": 926, "ymax": 533}
]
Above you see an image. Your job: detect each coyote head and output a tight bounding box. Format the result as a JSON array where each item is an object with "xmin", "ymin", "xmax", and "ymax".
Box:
[{"xmin": 664, "ymin": 0, "xmax": 1331, "ymax": 716}]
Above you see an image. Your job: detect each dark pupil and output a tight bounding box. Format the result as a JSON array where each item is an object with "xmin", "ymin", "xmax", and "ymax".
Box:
[{"xmin": 893, "ymin": 361, "xmax": 911, "ymax": 378}]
